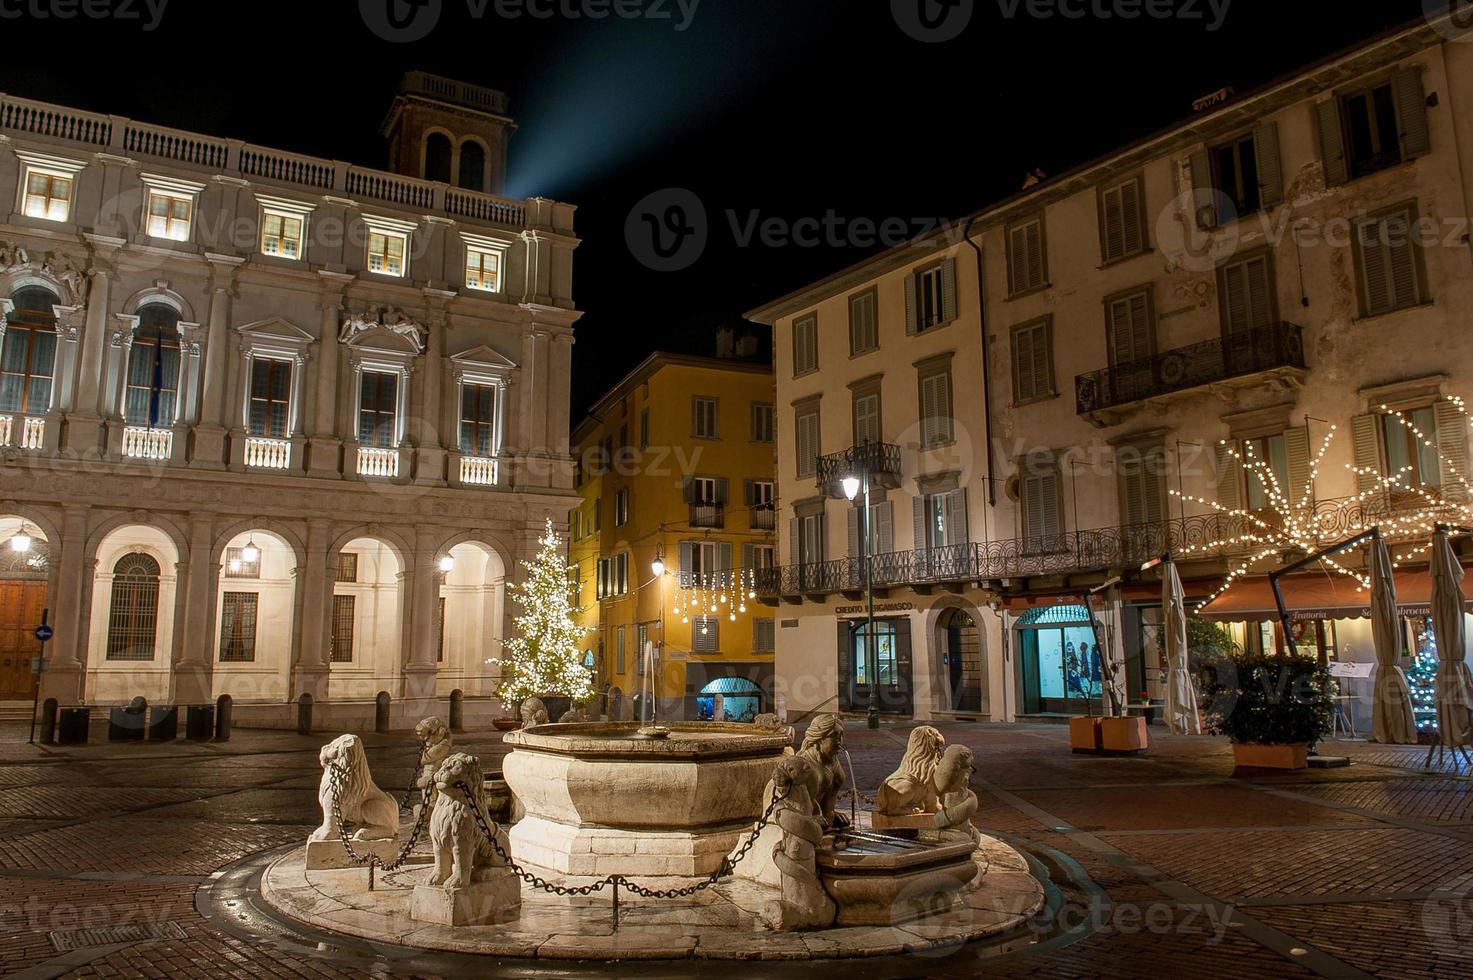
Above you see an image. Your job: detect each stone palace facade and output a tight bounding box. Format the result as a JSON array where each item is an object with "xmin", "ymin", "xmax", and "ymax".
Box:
[{"xmin": 0, "ymin": 73, "xmax": 579, "ymax": 726}]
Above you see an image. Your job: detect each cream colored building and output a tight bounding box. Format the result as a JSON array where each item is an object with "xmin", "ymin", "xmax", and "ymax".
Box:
[
  {"xmin": 748, "ymin": 15, "xmax": 1473, "ymax": 728},
  {"xmin": 0, "ymin": 73, "xmax": 579, "ymax": 727}
]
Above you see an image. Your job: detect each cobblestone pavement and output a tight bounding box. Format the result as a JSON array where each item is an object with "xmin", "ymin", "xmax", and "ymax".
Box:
[{"xmin": 0, "ymin": 719, "xmax": 1469, "ymax": 978}]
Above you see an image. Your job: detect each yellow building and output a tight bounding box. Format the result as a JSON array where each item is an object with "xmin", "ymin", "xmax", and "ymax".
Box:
[{"xmin": 569, "ymin": 351, "xmax": 776, "ymax": 722}]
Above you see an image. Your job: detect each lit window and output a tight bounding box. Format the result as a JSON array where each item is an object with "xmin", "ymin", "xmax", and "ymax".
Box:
[
  {"xmin": 466, "ymin": 246, "xmax": 501, "ymax": 292},
  {"xmin": 367, "ymin": 230, "xmax": 407, "ymax": 277},
  {"xmin": 248, "ymin": 358, "xmax": 292, "ymax": 437},
  {"xmin": 23, "ymin": 169, "xmax": 72, "ymax": 221},
  {"xmin": 261, "ymin": 210, "xmax": 303, "ymax": 258},
  {"xmin": 146, "ymin": 190, "xmax": 194, "ymax": 241}
]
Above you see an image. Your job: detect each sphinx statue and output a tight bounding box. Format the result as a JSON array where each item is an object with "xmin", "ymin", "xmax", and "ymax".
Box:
[
  {"xmin": 875, "ymin": 725, "xmax": 945, "ymax": 818},
  {"xmin": 761, "ymin": 754, "xmax": 838, "ymax": 931}
]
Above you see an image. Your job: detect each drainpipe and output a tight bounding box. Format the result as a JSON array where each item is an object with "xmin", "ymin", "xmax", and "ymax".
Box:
[{"xmin": 963, "ymin": 217, "xmax": 996, "ymax": 517}]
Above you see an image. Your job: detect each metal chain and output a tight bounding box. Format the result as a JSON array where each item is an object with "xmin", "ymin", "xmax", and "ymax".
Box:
[
  {"xmin": 328, "ymin": 762, "xmax": 431, "ymax": 872},
  {"xmin": 454, "ymin": 780, "xmax": 789, "ymax": 900},
  {"xmin": 398, "ymin": 737, "xmax": 430, "ymax": 813}
]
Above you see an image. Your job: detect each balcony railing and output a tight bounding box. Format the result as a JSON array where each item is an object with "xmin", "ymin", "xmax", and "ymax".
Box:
[
  {"xmin": 1075, "ymin": 322, "xmax": 1306, "ymax": 415},
  {"xmin": 816, "ymin": 441, "xmax": 904, "ymax": 498},
  {"xmin": 356, "ymin": 446, "xmax": 400, "ymax": 479},
  {"xmin": 0, "ymin": 415, "xmax": 44, "ymax": 450},
  {"xmin": 690, "ymin": 502, "xmax": 725, "ymax": 529},
  {"xmin": 121, "ymin": 426, "xmax": 172, "ymax": 461},
  {"xmin": 244, "ymin": 436, "xmax": 291, "ymax": 470},
  {"xmin": 459, "ymin": 455, "xmax": 498, "ymax": 486},
  {"xmin": 750, "ymin": 503, "xmax": 777, "ymax": 531}
]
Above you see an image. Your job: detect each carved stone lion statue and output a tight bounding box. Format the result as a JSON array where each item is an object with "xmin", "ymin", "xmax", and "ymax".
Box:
[
  {"xmin": 560, "ymin": 704, "xmax": 588, "ymax": 723},
  {"xmin": 414, "ymin": 717, "xmax": 454, "ymax": 811},
  {"xmin": 875, "ymin": 725, "xmax": 945, "ymax": 816},
  {"xmin": 762, "ymin": 754, "xmax": 837, "ymax": 932},
  {"xmin": 933, "ymin": 744, "xmax": 980, "ymax": 846},
  {"xmin": 309, "ymin": 734, "xmax": 399, "ymax": 843},
  {"xmin": 429, "ymin": 752, "xmax": 511, "ymax": 893},
  {"xmin": 519, "ymin": 697, "xmax": 550, "ymax": 728}
]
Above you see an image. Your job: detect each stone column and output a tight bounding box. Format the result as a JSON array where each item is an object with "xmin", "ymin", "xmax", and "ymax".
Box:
[
  {"xmin": 64, "ymin": 242, "xmax": 120, "ymax": 456},
  {"xmin": 307, "ymin": 272, "xmax": 352, "ymax": 477},
  {"xmin": 403, "ymin": 523, "xmax": 440, "ymax": 702},
  {"xmin": 172, "ymin": 515, "xmax": 216, "ymax": 706},
  {"xmin": 192, "ymin": 257, "xmax": 243, "ymax": 469},
  {"xmin": 414, "ymin": 305, "xmax": 447, "ymax": 486},
  {"xmin": 294, "ymin": 518, "xmax": 332, "ymax": 702},
  {"xmin": 39, "ymin": 506, "xmax": 90, "ymax": 704}
]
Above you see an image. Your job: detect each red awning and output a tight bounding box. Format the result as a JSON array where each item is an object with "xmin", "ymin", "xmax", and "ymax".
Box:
[{"xmin": 1196, "ymin": 566, "xmax": 1473, "ymax": 622}]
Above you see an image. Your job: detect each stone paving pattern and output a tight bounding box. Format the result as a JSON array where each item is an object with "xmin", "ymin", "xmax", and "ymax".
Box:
[{"xmin": 0, "ymin": 719, "xmax": 1468, "ymax": 978}]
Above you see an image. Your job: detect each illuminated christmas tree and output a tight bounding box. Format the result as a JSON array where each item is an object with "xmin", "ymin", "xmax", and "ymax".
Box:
[
  {"xmin": 498, "ymin": 519, "xmax": 594, "ymax": 707},
  {"xmin": 1406, "ymin": 616, "xmax": 1439, "ymax": 733}
]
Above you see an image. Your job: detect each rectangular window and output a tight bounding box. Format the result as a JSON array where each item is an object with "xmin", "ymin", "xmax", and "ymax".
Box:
[
  {"xmin": 1218, "ymin": 252, "xmax": 1276, "ymax": 335},
  {"xmin": 1007, "ymin": 216, "xmax": 1047, "ymax": 295},
  {"xmin": 919, "ymin": 367, "xmax": 953, "ymax": 448},
  {"xmin": 1383, "ymin": 407, "xmax": 1442, "ymax": 490},
  {"xmin": 260, "ymin": 209, "xmax": 304, "ymax": 259},
  {"xmin": 367, "ymin": 230, "xmax": 407, "ymax": 277},
  {"xmin": 146, "ymin": 189, "xmax": 194, "ymax": 241},
  {"xmin": 225, "ymin": 546, "xmax": 260, "ymax": 579},
  {"xmin": 916, "ymin": 265, "xmax": 946, "ymax": 331},
  {"xmin": 335, "ymin": 552, "xmax": 359, "ymax": 583},
  {"xmin": 924, "ymin": 489, "xmax": 967, "ymax": 549},
  {"xmin": 1355, "ymin": 203, "xmax": 1428, "ymax": 318},
  {"xmin": 459, "ymin": 381, "xmax": 496, "ymax": 456},
  {"xmin": 798, "ymin": 512, "xmax": 824, "ymax": 565},
  {"xmin": 358, "ymin": 371, "xmax": 398, "ymax": 448},
  {"xmin": 853, "ymin": 391, "xmax": 881, "ymax": 446},
  {"xmin": 849, "ymin": 289, "xmax": 878, "ymax": 354},
  {"xmin": 218, "ymin": 592, "xmax": 259, "ymax": 663},
  {"xmin": 123, "ymin": 330, "xmax": 180, "ymax": 428},
  {"xmin": 751, "ymin": 402, "xmax": 775, "ymax": 443},
  {"xmin": 793, "ymin": 314, "xmax": 818, "ymax": 376},
  {"xmin": 1243, "ymin": 434, "xmax": 1290, "ymax": 511},
  {"xmin": 753, "ymin": 618, "xmax": 775, "ymax": 654},
  {"xmin": 796, "ymin": 409, "xmax": 820, "ymax": 478},
  {"xmin": 746, "ymin": 479, "xmax": 775, "ymax": 507},
  {"xmin": 465, "ymin": 246, "xmax": 502, "ymax": 292},
  {"xmin": 685, "ymin": 540, "xmax": 720, "ymax": 580},
  {"xmin": 692, "ymin": 616, "xmax": 720, "ymax": 653},
  {"xmin": 690, "ymin": 476, "xmax": 718, "ymax": 505},
  {"xmin": 1344, "ymin": 81, "xmax": 1403, "ymax": 179},
  {"xmin": 1106, "ymin": 288, "xmax": 1155, "ymax": 367},
  {"xmin": 692, "ymin": 396, "xmax": 718, "ymax": 439},
  {"xmin": 23, "ymin": 167, "xmax": 73, "ymax": 222},
  {"xmin": 247, "ymin": 357, "xmax": 292, "ymax": 438},
  {"xmin": 330, "ymin": 594, "xmax": 355, "ymax": 662},
  {"xmin": 615, "ymin": 488, "xmax": 630, "ymax": 527},
  {"xmin": 751, "ymin": 544, "xmax": 776, "ymax": 570},
  {"xmin": 0, "ymin": 307, "xmax": 57, "ymax": 416},
  {"xmin": 598, "ymin": 553, "xmax": 630, "ymax": 599},
  {"xmin": 616, "ymin": 625, "xmax": 627, "ymax": 674},
  {"xmin": 1212, "ymin": 135, "xmax": 1262, "ymax": 217},
  {"xmin": 640, "ymin": 407, "xmax": 650, "ymax": 449},
  {"xmin": 1100, "ymin": 175, "xmax": 1147, "ymax": 264},
  {"xmin": 1011, "ymin": 317, "xmax": 1055, "ymax": 404}
]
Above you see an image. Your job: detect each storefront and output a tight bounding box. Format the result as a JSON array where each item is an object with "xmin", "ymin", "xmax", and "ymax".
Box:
[
  {"xmin": 681, "ymin": 661, "xmax": 775, "ymax": 722},
  {"xmin": 1013, "ymin": 604, "xmax": 1106, "ymax": 715},
  {"xmin": 837, "ymin": 613, "xmax": 914, "ymax": 715}
]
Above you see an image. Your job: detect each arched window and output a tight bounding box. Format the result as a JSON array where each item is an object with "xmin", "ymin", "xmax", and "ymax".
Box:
[
  {"xmin": 424, "ymin": 133, "xmax": 452, "ymax": 184},
  {"xmin": 457, "ymin": 140, "xmax": 486, "ymax": 191},
  {"xmin": 124, "ymin": 304, "xmax": 181, "ymax": 429},
  {"xmin": 106, "ymin": 552, "xmax": 161, "ymax": 661},
  {"xmin": 0, "ymin": 287, "xmax": 58, "ymax": 415}
]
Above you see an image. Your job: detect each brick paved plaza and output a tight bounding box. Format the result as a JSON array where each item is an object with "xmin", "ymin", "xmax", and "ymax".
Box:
[{"xmin": 1, "ymin": 719, "xmax": 1469, "ymax": 979}]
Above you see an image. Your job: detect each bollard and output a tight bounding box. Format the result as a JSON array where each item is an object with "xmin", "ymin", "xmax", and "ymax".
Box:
[
  {"xmin": 39, "ymin": 698, "xmax": 57, "ymax": 745},
  {"xmin": 109, "ymin": 696, "xmax": 147, "ymax": 742},
  {"xmin": 375, "ymin": 691, "xmax": 391, "ymax": 733},
  {"xmin": 185, "ymin": 704, "xmax": 214, "ymax": 740},
  {"xmin": 57, "ymin": 706, "xmax": 90, "ymax": 744},
  {"xmin": 215, "ymin": 694, "xmax": 233, "ymax": 741},
  {"xmin": 147, "ymin": 705, "xmax": 178, "ymax": 741},
  {"xmin": 449, "ymin": 689, "xmax": 464, "ymax": 732},
  {"xmin": 713, "ymin": 693, "xmax": 725, "ymax": 723},
  {"xmin": 297, "ymin": 693, "xmax": 313, "ymax": 736}
]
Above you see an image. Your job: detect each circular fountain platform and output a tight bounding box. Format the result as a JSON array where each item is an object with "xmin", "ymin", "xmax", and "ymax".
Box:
[{"xmin": 259, "ymin": 830, "xmax": 1045, "ymax": 960}]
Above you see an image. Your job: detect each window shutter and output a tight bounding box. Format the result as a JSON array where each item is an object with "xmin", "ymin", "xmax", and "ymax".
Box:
[
  {"xmin": 913, "ymin": 494, "xmax": 927, "ymax": 549},
  {"xmin": 1386, "ymin": 211, "xmax": 1420, "ymax": 311},
  {"xmin": 1042, "ymin": 473, "xmax": 1061, "ymax": 539},
  {"xmin": 1189, "ymin": 149, "xmax": 1217, "ymax": 230},
  {"xmin": 1394, "ymin": 66, "xmax": 1431, "ymax": 160},
  {"xmin": 1284, "ymin": 426, "xmax": 1312, "ymax": 508},
  {"xmin": 1119, "ymin": 452, "xmax": 1146, "ymax": 527},
  {"xmin": 1033, "ymin": 320, "xmax": 1052, "ymax": 396},
  {"xmin": 1315, "ymin": 98, "xmax": 1348, "ymax": 187},
  {"xmin": 1350, "ymin": 414, "xmax": 1383, "ymax": 493},
  {"xmin": 1109, "ymin": 294, "xmax": 1150, "ymax": 365},
  {"xmin": 1359, "ymin": 218, "xmax": 1393, "ymax": 317},
  {"xmin": 789, "ymin": 518, "xmax": 799, "ymax": 566},
  {"xmin": 1254, "ymin": 122, "xmax": 1284, "ymax": 208},
  {"xmin": 679, "ymin": 540, "xmax": 695, "ymax": 578},
  {"xmin": 1120, "ymin": 178, "xmax": 1144, "ymax": 256},
  {"xmin": 1008, "ymin": 225, "xmax": 1027, "ymax": 293},
  {"xmin": 836, "ymin": 621, "xmax": 851, "ymax": 706},
  {"xmin": 877, "ymin": 500, "xmax": 894, "ymax": 553},
  {"xmin": 946, "ymin": 489, "xmax": 969, "ymax": 544},
  {"xmin": 847, "ymin": 505, "xmax": 860, "ymax": 558},
  {"xmin": 904, "ymin": 273, "xmax": 918, "ymax": 335},
  {"xmin": 719, "ymin": 542, "xmax": 734, "ymax": 572},
  {"xmin": 1215, "ymin": 441, "xmax": 1242, "ymax": 512},
  {"xmin": 715, "ymin": 477, "xmax": 729, "ymax": 505},
  {"xmin": 1026, "ymin": 221, "xmax": 1044, "ymax": 289},
  {"xmin": 1014, "ymin": 326, "xmax": 1036, "ymax": 403},
  {"xmin": 682, "ymin": 476, "xmax": 695, "ymax": 503},
  {"xmin": 1435, "ymin": 399, "xmax": 1469, "ymax": 496},
  {"xmin": 1246, "ymin": 255, "xmax": 1273, "ymax": 330},
  {"xmin": 1102, "ymin": 185, "xmax": 1125, "ymax": 262},
  {"xmin": 1143, "ymin": 447, "xmax": 1165, "ymax": 524},
  {"xmin": 742, "ymin": 479, "xmax": 756, "ymax": 506},
  {"xmin": 1222, "ymin": 261, "xmax": 1248, "ymax": 335},
  {"xmin": 741, "ymin": 542, "xmax": 754, "ymax": 571},
  {"xmin": 940, "ymin": 258, "xmax": 958, "ymax": 325}
]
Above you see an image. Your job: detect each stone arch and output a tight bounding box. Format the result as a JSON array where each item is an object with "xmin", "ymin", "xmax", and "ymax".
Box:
[
  {"xmin": 84, "ymin": 523, "xmax": 183, "ymax": 705},
  {"xmin": 327, "ymin": 527, "xmax": 412, "ymax": 702},
  {"xmin": 328, "ymin": 524, "xmax": 413, "ymax": 565},
  {"xmin": 421, "ymin": 128, "xmax": 455, "ymax": 184},
  {"xmin": 213, "ymin": 526, "xmax": 302, "ymax": 704},
  {"xmin": 211, "ymin": 518, "xmax": 306, "ymax": 570},
  {"xmin": 433, "ymin": 536, "xmax": 508, "ymax": 698},
  {"xmin": 924, "ymin": 596, "xmax": 989, "ymax": 715},
  {"xmin": 456, "ymin": 136, "xmax": 489, "ymax": 191},
  {"xmin": 84, "ymin": 511, "xmax": 190, "ymax": 568},
  {"xmin": 119, "ymin": 282, "xmax": 196, "ymax": 323}
]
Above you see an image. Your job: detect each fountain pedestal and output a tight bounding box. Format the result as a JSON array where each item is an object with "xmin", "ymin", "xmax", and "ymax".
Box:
[
  {"xmin": 501, "ymin": 723, "xmax": 790, "ymax": 884},
  {"xmin": 411, "ymin": 870, "xmax": 521, "ymax": 926}
]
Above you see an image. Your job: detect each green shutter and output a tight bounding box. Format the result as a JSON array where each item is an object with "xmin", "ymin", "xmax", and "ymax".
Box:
[
  {"xmin": 789, "ymin": 518, "xmax": 799, "ymax": 566},
  {"xmin": 1394, "ymin": 66, "xmax": 1431, "ymax": 160},
  {"xmin": 1350, "ymin": 414, "xmax": 1383, "ymax": 493},
  {"xmin": 877, "ymin": 501, "xmax": 894, "ymax": 553},
  {"xmin": 1014, "ymin": 325, "xmax": 1036, "ymax": 403},
  {"xmin": 1190, "ymin": 149, "xmax": 1217, "ymax": 230},
  {"xmin": 847, "ymin": 505, "xmax": 860, "ymax": 558},
  {"xmin": 940, "ymin": 258, "xmax": 958, "ymax": 325},
  {"xmin": 1316, "ymin": 98, "xmax": 1348, "ymax": 187},
  {"xmin": 946, "ymin": 489, "xmax": 969, "ymax": 544},
  {"xmin": 719, "ymin": 542, "xmax": 733, "ymax": 571},
  {"xmin": 1254, "ymin": 121, "xmax": 1284, "ymax": 208},
  {"xmin": 1284, "ymin": 426, "xmax": 1312, "ymax": 508},
  {"xmin": 904, "ymin": 273, "xmax": 918, "ymax": 335},
  {"xmin": 1215, "ymin": 441, "xmax": 1242, "ymax": 512},
  {"xmin": 1435, "ymin": 399, "xmax": 1469, "ymax": 497}
]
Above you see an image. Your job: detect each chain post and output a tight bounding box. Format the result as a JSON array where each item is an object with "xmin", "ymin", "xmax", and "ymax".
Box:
[{"xmin": 611, "ymin": 874, "xmax": 620, "ymax": 931}]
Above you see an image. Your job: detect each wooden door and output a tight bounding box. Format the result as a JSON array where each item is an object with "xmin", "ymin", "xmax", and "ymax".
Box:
[{"xmin": 0, "ymin": 582, "xmax": 46, "ymax": 699}]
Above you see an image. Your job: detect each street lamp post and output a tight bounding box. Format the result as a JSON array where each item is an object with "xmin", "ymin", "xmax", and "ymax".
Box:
[{"xmin": 843, "ymin": 442, "xmax": 880, "ymax": 730}]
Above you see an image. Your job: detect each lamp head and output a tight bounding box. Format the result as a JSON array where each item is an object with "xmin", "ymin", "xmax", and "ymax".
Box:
[
  {"xmin": 842, "ymin": 476, "xmax": 861, "ymax": 500},
  {"xmin": 438, "ymin": 555, "xmax": 455, "ymax": 573},
  {"xmin": 10, "ymin": 529, "xmax": 32, "ymax": 553},
  {"xmin": 651, "ymin": 556, "xmax": 665, "ymax": 577}
]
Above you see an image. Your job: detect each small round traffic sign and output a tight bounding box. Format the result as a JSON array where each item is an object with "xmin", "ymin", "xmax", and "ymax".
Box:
[{"xmin": 34, "ymin": 624, "xmax": 52, "ymax": 642}]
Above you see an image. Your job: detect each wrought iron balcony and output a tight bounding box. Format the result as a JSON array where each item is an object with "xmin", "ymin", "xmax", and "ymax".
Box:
[
  {"xmin": 689, "ymin": 502, "xmax": 725, "ymax": 529},
  {"xmin": 1075, "ymin": 321, "xmax": 1306, "ymax": 417},
  {"xmin": 816, "ymin": 441, "xmax": 903, "ymax": 498},
  {"xmin": 749, "ymin": 503, "xmax": 777, "ymax": 531}
]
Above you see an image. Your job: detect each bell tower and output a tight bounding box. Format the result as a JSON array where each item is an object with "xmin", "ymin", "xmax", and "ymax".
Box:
[{"xmin": 382, "ymin": 71, "xmax": 517, "ymax": 196}]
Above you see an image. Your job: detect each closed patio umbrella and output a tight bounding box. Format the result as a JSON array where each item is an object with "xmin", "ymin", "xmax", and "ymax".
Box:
[
  {"xmin": 1162, "ymin": 558, "xmax": 1202, "ymax": 735},
  {"xmin": 1371, "ymin": 535, "xmax": 1417, "ymax": 744},
  {"xmin": 1430, "ymin": 528, "xmax": 1473, "ymax": 746}
]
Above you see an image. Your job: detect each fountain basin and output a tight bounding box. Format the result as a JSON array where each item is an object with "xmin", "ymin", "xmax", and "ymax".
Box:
[
  {"xmin": 820, "ymin": 830, "xmax": 982, "ymax": 926},
  {"xmin": 501, "ymin": 722, "xmax": 789, "ymax": 882}
]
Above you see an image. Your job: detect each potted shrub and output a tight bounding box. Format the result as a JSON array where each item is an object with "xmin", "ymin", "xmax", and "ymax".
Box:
[{"xmin": 1205, "ymin": 652, "xmax": 1333, "ymax": 770}]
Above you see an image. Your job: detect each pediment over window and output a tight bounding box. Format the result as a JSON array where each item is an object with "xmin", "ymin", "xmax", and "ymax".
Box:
[
  {"xmin": 450, "ymin": 344, "xmax": 517, "ymax": 371},
  {"xmin": 237, "ymin": 317, "xmax": 314, "ymax": 346}
]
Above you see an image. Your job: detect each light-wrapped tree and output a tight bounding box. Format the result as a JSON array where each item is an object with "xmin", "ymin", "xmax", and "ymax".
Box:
[{"xmin": 498, "ymin": 519, "xmax": 593, "ymax": 707}]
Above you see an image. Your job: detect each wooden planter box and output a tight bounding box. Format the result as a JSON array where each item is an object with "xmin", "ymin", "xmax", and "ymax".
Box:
[
  {"xmin": 1231, "ymin": 741, "xmax": 1308, "ymax": 770},
  {"xmin": 1069, "ymin": 717, "xmax": 1102, "ymax": 752},
  {"xmin": 1100, "ymin": 716, "xmax": 1149, "ymax": 752}
]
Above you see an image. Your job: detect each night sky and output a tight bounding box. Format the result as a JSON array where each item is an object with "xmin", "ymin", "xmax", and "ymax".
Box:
[{"xmin": 0, "ymin": 0, "xmax": 1437, "ymax": 417}]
